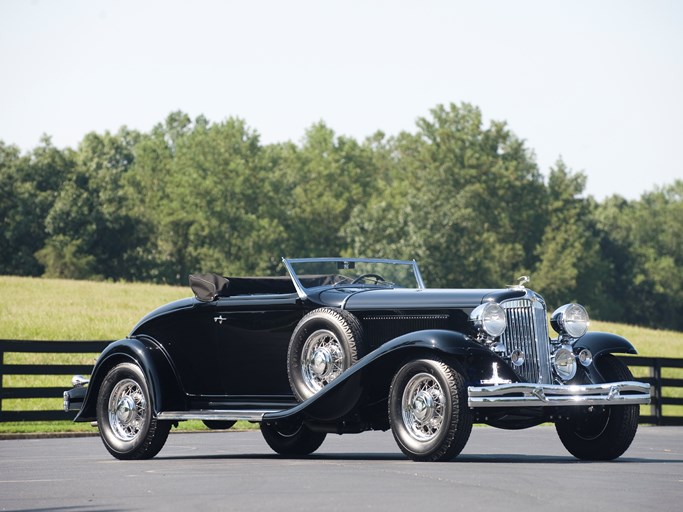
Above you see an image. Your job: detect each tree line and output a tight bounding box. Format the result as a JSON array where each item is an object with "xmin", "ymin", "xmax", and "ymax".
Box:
[{"xmin": 1, "ymin": 103, "xmax": 681, "ymax": 330}]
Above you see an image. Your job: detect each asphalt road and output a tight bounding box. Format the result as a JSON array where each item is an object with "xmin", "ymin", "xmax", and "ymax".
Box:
[{"xmin": 1, "ymin": 426, "xmax": 681, "ymax": 512}]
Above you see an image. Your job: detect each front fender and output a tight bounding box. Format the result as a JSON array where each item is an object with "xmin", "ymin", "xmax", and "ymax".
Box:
[
  {"xmin": 74, "ymin": 336, "xmax": 185, "ymax": 422},
  {"xmin": 574, "ymin": 332, "xmax": 638, "ymax": 383},
  {"xmin": 265, "ymin": 329, "xmax": 490, "ymax": 423},
  {"xmin": 575, "ymin": 332, "xmax": 638, "ymax": 359}
]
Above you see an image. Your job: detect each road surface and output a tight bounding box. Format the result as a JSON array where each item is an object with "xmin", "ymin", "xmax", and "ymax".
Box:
[{"xmin": 1, "ymin": 426, "xmax": 681, "ymax": 511}]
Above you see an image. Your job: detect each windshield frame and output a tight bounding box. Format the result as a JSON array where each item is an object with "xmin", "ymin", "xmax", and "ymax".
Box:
[{"xmin": 282, "ymin": 257, "xmax": 425, "ymax": 300}]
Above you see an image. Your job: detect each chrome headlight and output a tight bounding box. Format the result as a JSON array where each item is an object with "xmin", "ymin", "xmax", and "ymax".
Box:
[
  {"xmin": 551, "ymin": 303, "xmax": 589, "ymax": 339},
  {"xmin": 552, "ymin": 345, "xmax": 577, "ymax": 381},
  {"xmin": 470, "ymin": 302, "xmax": 507, "ymax": 338}
]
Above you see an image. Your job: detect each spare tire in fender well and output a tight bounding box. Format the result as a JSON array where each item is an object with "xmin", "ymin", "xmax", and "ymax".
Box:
[{"xmin": 287, "ymin": 307, "xmax": 366, "ymax": 402}]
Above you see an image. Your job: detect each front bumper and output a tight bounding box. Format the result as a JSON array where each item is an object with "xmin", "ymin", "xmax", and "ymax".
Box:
[{"xmin": 468, "ymin": 381, "xmax": 651, "ymax": 408}]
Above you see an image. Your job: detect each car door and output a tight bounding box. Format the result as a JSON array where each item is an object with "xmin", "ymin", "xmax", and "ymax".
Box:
[
  {"xmin": 212, "ymin": 294, "xmax": 303, "ymax": 397},
  {"xmin": 137, "ymin": 301, "xmax": 226, "ymax": 396}
]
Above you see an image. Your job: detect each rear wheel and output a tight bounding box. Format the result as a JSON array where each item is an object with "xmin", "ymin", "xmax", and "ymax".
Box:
[
  {"xmin": 389, "ymin": 358, "xmax": 472, "ymax": 462},
  {"xmin": 202, "ymin": 420, "xmax": 236, "ymax": 430},
  {"xmin": 260, "ymin": 421, "xmax": 326, "ymax": 456},
  {"xmin": 96, "ymin": 362, "xmax": 171, "ymax": 460},
  {"xmin": 555, "ymin": 354, "xmax": 640, "ymax": 460}
]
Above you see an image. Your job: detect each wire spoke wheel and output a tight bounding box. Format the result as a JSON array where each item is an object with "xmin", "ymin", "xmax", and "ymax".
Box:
[
  {"xmin": 96, "ymin": 362, "xmax": 171, "ymax": 460},
  {"xmin": 401, "ymin": 373, "xmax": 446, "ymax": 441},
  {"xmin": 389, "ymin": 358, "xmax": 472, "ymax": 462},
  {"xmin": 287, "ymin": 308, "xmax": 365, "ymax": 402},
  {"xmin": 108, "ymin": 378, "xmax": 148, "ymax": 442},
  {"xmin": 301, "ymin": 329, "xmax": 346, "ymax": 394}
]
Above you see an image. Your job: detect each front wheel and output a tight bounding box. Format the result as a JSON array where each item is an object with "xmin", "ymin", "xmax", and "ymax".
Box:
[
  {"xmin": 389, "ymin": 358, "xmax": 473, "ymax": 462},
  {"xmin": 555, "ymin": 354, "xmax": 640, "ymax": 461},
  {"xmin": 96, "ymin": 362, "xmax": 171, "ymax": 460},
  {"xmin": 260, "ymin": 421, "xmax": 326, "ymax": 456}
]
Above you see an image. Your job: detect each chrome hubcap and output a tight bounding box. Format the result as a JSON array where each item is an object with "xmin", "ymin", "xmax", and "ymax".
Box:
[
  {"xmin": 411, "ymin": 390, "xmax": 434, "ymax": 422},
  {"xmin": 108, "ymin": 378, "xmax": 147, "ymax": 442},
  {"xmin": 115, "ymin": 395, "xmax": 137, "ymax": 424},
  {"xmin": 311, "ymin": 348, "xmax": 333, "ymax": 376},
  {"xmin": 402, "ymin": 373, "xmax": 446, "ymax": 441},
  {"xmin": 301, "ymin": 330, "xmax": 345, "ymax": 394}
]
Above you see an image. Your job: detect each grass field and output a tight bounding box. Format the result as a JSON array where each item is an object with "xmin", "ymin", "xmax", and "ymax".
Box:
[{"xmin": 1, "ymin": 275, "xmax": 682, "ymax": 433}]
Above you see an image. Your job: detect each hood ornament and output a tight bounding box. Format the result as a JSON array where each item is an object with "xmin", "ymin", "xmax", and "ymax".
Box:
[{"xmin": 509, "ymin": 275, "xmax": 530, "ymax": 290}]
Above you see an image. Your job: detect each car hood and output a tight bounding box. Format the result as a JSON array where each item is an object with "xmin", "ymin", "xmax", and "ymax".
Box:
[{"xmin": 315, "ymin": 287, "xmax": 527, "ymax": 311}]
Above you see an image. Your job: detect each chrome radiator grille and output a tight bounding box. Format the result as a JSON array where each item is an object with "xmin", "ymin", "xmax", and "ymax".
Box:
[{"xmin": 500, "ymin": 298, "xmax": 552, "ymax": 384}]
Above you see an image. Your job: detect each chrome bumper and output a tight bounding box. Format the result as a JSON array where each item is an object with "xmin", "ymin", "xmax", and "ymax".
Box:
[
  {"xmin": 63, "ymin": 386, "xmax": 87, "ymax": 412},
  {"xmin": 468, "ymin": 381, "xmax": 651, "ymax": 408},
  {"xmin": 63, "ymin": 376, "xmax": 90, "ymax": 412}
]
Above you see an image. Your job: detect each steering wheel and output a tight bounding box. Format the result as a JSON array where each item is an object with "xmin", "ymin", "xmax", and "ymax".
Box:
[{"xmin": 351, "ymin": 273, "xmax": 386, "ymax": 285}]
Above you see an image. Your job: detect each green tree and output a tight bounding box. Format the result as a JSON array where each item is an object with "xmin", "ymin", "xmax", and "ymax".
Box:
[
  {"xmin": 0, "ymin": 137, "xmax": 74, "ymax": 276},
  {"xmin": 345, "ymin": 103, "xmax": 546, "ymax": 288},
  {"xmin": 596, "ymin": 181, "xmax": 683, "ymax": 329},
  {"xmin": 37, "ymin": 129, "xmax": 142, "ymax": 280},
  {"xmin": 126, "ymin": 114, "xmax": 286, "ymax": 281},
  {"xmin": 531, "ymin": 161, "xmax": 613, "ymax": 312}
]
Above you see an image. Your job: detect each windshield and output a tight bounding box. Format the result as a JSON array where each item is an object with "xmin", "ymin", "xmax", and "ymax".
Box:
[{"xmin": 283, "ymin": 258, "xmax": 424, "ymax": 296}]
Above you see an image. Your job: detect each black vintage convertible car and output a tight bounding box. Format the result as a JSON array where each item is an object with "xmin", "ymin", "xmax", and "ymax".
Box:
[{"xmin": 64, "ymin": 258, "xmax": 651, "ymax": 461}]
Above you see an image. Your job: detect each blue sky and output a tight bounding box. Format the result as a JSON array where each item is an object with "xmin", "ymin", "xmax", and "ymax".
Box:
[{"xmin": 1, "ymin": 0, "xmax": 681, "ymax": 199}]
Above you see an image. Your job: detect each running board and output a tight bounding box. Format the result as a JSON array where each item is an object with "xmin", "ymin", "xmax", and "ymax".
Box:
[{"xmin": 157, "ymin": 410, "xmax": 284, "ymax": 422}]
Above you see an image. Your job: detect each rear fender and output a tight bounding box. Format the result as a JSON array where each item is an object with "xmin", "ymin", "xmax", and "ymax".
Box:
[{"xmin": 75, "ymin": 336, "xmax": 185, "ymax": 422}]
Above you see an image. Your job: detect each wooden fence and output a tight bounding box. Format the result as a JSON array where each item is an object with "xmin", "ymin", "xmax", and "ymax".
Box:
[
  {"xmin": 0, "ymin": 339, "xmax": 110, "ymax": 422},
  {"xmin": 617, "ymin": 355, "xmax": 683, "ymax": 426},
  {"xmin": 1, "ymin": 339, "xmax": 682, "ymax": 425}
]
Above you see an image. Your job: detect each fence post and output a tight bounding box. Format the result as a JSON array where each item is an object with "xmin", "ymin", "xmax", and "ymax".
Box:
[
  {"xmin": 651, "ymin": 359, "xmax": 662, "ymax": 426},
  {"xmin": 0, "ymin": 343, "xmax": 4, "ymax": 416}
]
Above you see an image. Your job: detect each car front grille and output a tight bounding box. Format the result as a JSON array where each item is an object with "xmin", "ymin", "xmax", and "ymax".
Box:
[{"xmin": 500, "ymin": 298, "xmax": 552, "ymax": 384}]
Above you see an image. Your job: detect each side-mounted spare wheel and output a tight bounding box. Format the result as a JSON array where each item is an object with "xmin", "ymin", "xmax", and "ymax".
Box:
[
  {"xmin": 555, "ymin": 354, "xmax": 640, "ymax": 461},
  {"xmin": 287, "ymin": 307, "xmax": 365, "ymax": 401},
  {"xmin": 96, "ymin": 362, "xmax": 171, "ymax": 460},
  {"xmin": 389, "ymin": 358, "xmax": 473, "ymax": 462}
]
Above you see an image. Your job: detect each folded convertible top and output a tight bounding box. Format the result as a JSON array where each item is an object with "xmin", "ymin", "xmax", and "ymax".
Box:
[{"xmin": 189, "ymin": 273, "xmax": 296, "ymax": 302}]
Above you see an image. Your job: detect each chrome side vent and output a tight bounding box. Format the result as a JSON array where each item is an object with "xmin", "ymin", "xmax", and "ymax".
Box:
[{"xmin": 500, "ymin": 298, "xmax": 552, "ymax": 384}]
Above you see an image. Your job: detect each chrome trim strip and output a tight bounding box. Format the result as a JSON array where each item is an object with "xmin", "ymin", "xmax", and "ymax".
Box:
[
  {"xmin": 281, "ymin": 257, "xmax": 308, "ymax": 300},
  {"xmin": 364, "ymin": 314, "xmax": 449, "ymax": 321},
  {"xmin": 157, "ymin": 410, "xmax": 283, "ymax": 422},
  {"xmin": 468, "ymin": 381, "xmax": 651, "ymax": 408},
  {"xmin": 411, "ymin": 259, "xmax": 426, "ymax": 289}
]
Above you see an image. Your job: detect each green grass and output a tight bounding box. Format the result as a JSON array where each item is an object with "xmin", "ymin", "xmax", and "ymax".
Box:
[
  {"xmin": 590, "ymin": 319, "xmax": 683, "ymax": 359},
  {"xmin": 590, "ymin": 320, "xmax": 683, "ymax": 419},
  {"xmin": 0, "ymin": 275, "xmax": 225, "ymax": 434},
  {"xmin": 1, "ymin": 275, "xmax": 682, "ymax": 433},
  {"xmin": 0, "ymin": 275, "xmax": 189, "ymax": 340}
]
